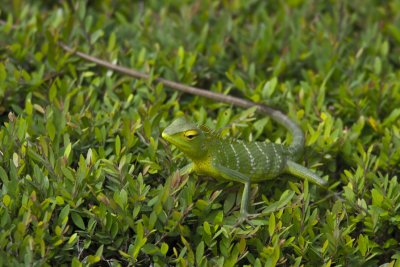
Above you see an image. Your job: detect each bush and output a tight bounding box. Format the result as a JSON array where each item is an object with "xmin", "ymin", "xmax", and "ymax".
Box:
[{"xmin": 0, "ymin": 1, "xmax": 399, "ymax": 266}]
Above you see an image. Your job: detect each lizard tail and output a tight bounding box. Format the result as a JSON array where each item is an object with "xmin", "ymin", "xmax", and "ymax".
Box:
[
  {"xmin": 285, "ymin": 160, "xmax": 326, "ymax": 186},
  {"xmin": 257, "ymin": 105, "xmax": 304, "ymax": 160}
]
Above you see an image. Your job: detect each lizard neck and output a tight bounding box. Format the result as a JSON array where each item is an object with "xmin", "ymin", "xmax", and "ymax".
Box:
[
  {"xmin": 184, "ymin": 139, "xmax": 211, "ymax": 161},
  {"xmin": 191, "ymin": 152, "xmax": 219, "ymax": 178},
  {"xmin": 189, "ymin": 139, "xmax": 219, "ymax": 175}
]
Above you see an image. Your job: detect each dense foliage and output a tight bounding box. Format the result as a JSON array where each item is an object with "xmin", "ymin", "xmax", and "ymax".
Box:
[{"xmin": 1, "ymin": 1, "xmax": 400, "ymax": 266}]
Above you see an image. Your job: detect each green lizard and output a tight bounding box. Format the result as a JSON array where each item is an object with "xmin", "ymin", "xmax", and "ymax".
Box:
[
  {"xmin": 162, "ymin": 114, "xmax": 327, "ymax": 218},
  {"xmin": 59, "ymin": 43, "xmax": 327, "ymax": 219}
]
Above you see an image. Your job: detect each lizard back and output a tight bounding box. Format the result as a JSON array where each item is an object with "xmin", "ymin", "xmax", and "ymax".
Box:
[{"xmin": 211, "ymin": 138, "xmax": 291, "ymax": 182}]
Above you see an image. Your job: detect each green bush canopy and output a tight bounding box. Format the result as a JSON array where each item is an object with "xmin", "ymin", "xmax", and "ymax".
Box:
[{"xmin": 0, "ymin": 1, "xmax": 399, "ymax": 266}]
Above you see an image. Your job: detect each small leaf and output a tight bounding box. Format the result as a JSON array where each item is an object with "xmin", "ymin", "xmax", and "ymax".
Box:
[
  {"xmin": 268, "ymin": 213, "xmax": 276, "ymax": 236},
  {"xmin": 49, "ymin": 82, "xmax": 57, "ymax": 101},
  {"xmin": 108, "ymin": 32, "xmax": 116, "ymax": 51},
  {"xmin": 262, "ymin": 190, "xmax": 295, "ymax": 214},
  {"xmin": 262, "ymin": 77, "xmax": 278, "ymax": 98},
  {"xmin": 203, "ymin": 221, "xmax": 211, "ymax": 235},
  {"xmin": 160, "ymin": 242, "xmax": 169, "ymax": 255},
  {"xmin": 17, "ymin": 118, "xmax": 27, "ymax": 141},
  {"xmin": 0, "ymin": 166, "xmax": 9, "ymax": 184},
  {"xmin": 196, "ymin": 241, "xmax": 204, "ymax": 266},
  {"xmin": 68, "ymin": 233, "xmax": 78, "ymax": 244},
  {"xmin": 358, "ymin": 234, "xmax": 368, "ymax": 256},
  {"xmin": 95, "ymin": 245, "xmax": 104, "ymax": 257},
  {"xmin": 383, "ymin": 108, "xmax": 400, "ymax": 126},
  {"xmin": 59, "ymin": 205, "xmax": 70, "ymax": 224},
  {"xmin": 374, "ymin": 57, "xmax": 382, "ymax": 75},
  {"xmin": 90, "ymin": 29, "xmax": 104, "ymax": 44},
  {"xmin": 71, "ymin": 212, "xmax": 85, "ymax": 230},
  {"xmin": 71, "ymin": 257, "xmax": 82, "ymax": 267},
  {"xmin": 132, "ymin": 221, "xmax": 147, "ymax": 260},
  {"xmin": 87, "ymin": 255, "xmax": 100, "ymax": 264},
  {"xmin": 56, "ymin": 196, "xmax": 65, "ymax": 205},
  {"xmin": 371, "ymin": 189, "xmax": 384, "ymax": 206},
  {"xmin": 322, "ymin": 239, "xmax": 329, "ymax": 254},
  {"xmin": 115, "ymin": 135, "xmax": 121, "ymax": 156},
  {"xmin": 216, "ymin": 109, "xmax": 232, "ymax": 129},
  {"xmin": 47, "ymin": 121, "xmax": 56, "ymax": 140},
  {"xmin": 12, "ymin": 153, "xmax": 19, "ymax": 168},
  {"xmin": 2, "ymin": 194, "xmax": 11, "ymax": 207},
  {"xmin": 381, "ymin": 40, "xmax": 389, "ymax": 57},
  {"xmin": 64, "ymin": 143, "xmax": 72, "ymax": 159},
  {"xmin": 238, "ymin": 238, "xmax": 246, "ymax": 254}
]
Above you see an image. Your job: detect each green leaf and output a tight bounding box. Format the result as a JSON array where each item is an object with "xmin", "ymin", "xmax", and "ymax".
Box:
[
  {"xmin": 132, "ymin": 221, "xmax": 147, "ymax": 260},
  {"xmin": 47, "ymin": 121, "xmax": 56, "ymax": 141},
  {"xmin": 223, "ymin": 193, "xmax": 236, "ymax": 214},
  {"xmin": 71, "ymin": 257, "xmax": 82, "ymax": 267},
  {"xmin": 371, "ymin": 189, "xmax": 384, "ymax": 207},
  {"xmin": 383, "ymin": 108, "xmax": 400, "ymax": 126},
  {"xmin": 108, "ymin": 32, "xmax": 116, "ymax": 51},
  {"xmin": 203, "ymin": 221, "xmax": 211, "ymax": 236},
  {"xmin": 90, "ymin": 29, "xmax": 104, "ymax": 44},
  {"xmin": 49, "ymin": 82, "xmax": 57, "ymax": 101},
  {"xmin": 64, "ymin": 143, "xmax": 72, "ymax": 159},
  {"xmin": 160, "ymin": 242, "xmax": 169, "ymax": 255},
  {"xmin": 262, "ymin": 77, "xmax": 278, "ymax": 98},
  {"xmin": 68, "ymin": 233, "xmax": 78, "ymax": 244},
  {"xmin": 17, "ymin": 118, "xmax": 27, "ymax": 141},
  {"xmin": 196, "ymin": 241, "xmax": 204, "ymax": 266},
  {"xmin": 0, "ymin": 166, "xmax": 9, "ymax": 185},
  {"xmin": 216, "ymin": 109, "xmax": 232, "ymax": 129},
  {"xmin": 12, "ymin": 152, "xmax": 19, "ymax": 168},
  {"xmin": 87, "ymin": 255, "xmax": 100, "ymax": 264},
  {"xmin": 358, "ymin": 234, "xmax": 368, "ymax": 256},
  {"xmin": 115, "ymin": 135, "xmax": 121, "ymax": 156},
  {"xmin": 71, "ymin": 212, "xmax": 86, "ymax": 230},
  {"xmin": 268, "ymin": 213, "xmax": 276, "ymax": 236},
  {"xmin": 59, "ymin": 205, "xmax": 70, "ymax": 225},
  {"xmin": 2, "ymin": 194, "xmax": 11, "ymax": 207},
  {"xmin": 261, "ymin": 190, "xmax": 295, "ymax": 214},
  {"xmin": 95, "ymin": 245, "xmax": 104, "ymax": 257},
  {"xmin": 374, "ymin": 57, "xmax": 382, "ymax": 75}
]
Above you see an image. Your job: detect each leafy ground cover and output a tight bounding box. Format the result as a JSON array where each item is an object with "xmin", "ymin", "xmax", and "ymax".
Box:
[{"xmin": 1, "ymin": 1, "xmax": 400, "ymax": 266}]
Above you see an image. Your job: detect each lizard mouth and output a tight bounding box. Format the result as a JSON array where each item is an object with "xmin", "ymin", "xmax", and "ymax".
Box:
[
  {"xmin": 161, "ymin": 132, "xmax": 192, "ymax": 153},
  {"xmin": 161, "ymin": 132, "xmax": 178, "ymax": 146},
  {"xmin": 161, "ymin": 132, "xmax": 173, "ymax": 143}
]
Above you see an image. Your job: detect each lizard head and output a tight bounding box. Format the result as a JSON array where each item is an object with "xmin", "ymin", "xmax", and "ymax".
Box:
[{"xmin": 162, "ymin": 117, "xmax": 208, "ymax": 159}]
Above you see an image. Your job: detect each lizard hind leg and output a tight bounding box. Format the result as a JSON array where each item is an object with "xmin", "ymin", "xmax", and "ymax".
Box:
[
  {"xmin": 285, "ymin": 160, "xmax": 327, "ymax": 187},
  {"xmin": 212, "ymin": 163, "xmax": 259, "ymax": 220},
  {"xmin": 240, "ymin": 180, "xmax": 251, "ymax": 217}
]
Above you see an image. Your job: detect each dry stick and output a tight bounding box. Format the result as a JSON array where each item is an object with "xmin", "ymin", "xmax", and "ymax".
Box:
[{"xmin": 58, "ymin": 42, "xmax": 305, "ymax": 151}]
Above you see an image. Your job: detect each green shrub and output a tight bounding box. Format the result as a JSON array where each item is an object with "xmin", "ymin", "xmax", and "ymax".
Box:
[{"xmin": 0, "ymin": 1, "xmax": 399, "ymax": 266}]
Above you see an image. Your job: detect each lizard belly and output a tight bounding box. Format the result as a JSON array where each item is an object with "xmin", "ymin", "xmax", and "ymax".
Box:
[{"xmin": 192, "ymin": 157, "xmax": 224, "ymax": 180}]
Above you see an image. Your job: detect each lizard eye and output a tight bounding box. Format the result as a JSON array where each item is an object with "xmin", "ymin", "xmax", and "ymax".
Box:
[{"xmin": 184, "ymin": 130, "xmax": 198, "ymax": 140}]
